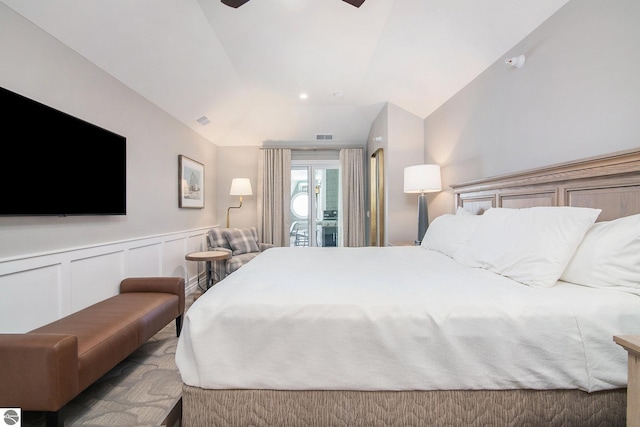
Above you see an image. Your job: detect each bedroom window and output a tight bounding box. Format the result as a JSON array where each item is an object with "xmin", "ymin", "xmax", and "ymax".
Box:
[{"xmin": 290, "ymin": 160, "xmax": 340, "ymax": 247}]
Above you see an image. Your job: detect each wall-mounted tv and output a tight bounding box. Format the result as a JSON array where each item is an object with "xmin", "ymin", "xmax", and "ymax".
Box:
[{"xmin": 0, "ymin": 86, "xmax": 126, "ymax": 216}]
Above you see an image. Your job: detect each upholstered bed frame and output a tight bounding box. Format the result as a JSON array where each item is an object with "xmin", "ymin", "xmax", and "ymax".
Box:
[{"xmin": 182, "ymin": 148, "xmax": 640, "ymax": 426}]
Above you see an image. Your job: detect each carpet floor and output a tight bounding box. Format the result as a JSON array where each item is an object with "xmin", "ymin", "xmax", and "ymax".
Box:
[{"xmin": 21, "ymin": 294, "xmax": 197, "ymax": 427}]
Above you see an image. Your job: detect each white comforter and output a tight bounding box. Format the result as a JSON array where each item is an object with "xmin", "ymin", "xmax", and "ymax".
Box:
[{"xmin": 176, "ymin": 246, "xmax": 640, "ymax": 392}]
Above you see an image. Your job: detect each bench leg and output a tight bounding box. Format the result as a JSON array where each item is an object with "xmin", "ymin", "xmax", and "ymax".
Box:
[
  {"xmin": 45, "ymin": 410, "xmax": 62, "ymax": 427},
  {"xmin": 176, "ymin": 315, "xmax": 182, "ymax": 337}
]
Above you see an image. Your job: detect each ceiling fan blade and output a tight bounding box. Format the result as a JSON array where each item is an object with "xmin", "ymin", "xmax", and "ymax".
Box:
[
  {"xmin": 221, "ymin": 0, "xmax": 365, "ymax": 8},
  {"xmin": 343, "ymin": 0, "xmax": 365, "ymax": 7},
  {"xmin": 221, "ymin": 0, "xmax": 250, "ymax": 8}
]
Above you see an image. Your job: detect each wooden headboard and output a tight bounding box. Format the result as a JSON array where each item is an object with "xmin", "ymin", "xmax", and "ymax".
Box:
[{"xmin": 451, "ymin": 148, "xmax": 640, "ymax": 221}]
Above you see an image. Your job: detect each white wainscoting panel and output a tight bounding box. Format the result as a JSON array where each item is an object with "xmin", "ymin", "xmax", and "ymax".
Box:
[
  {"xmin": 0, "ymin": 264, "xmax": 62, "ymax": 332},
  {"xmin": 185, "ymin": 232, "xmax": 210, "ymax": 288},
  {"xmin": 0, "ymin": 226, "xmax": 212, "ymax": 333},
  {"xmin": 70, "ymin": 251, "xmax": 125, "ymax": 312},
  {"xmin": 164, "ymin": 237, "xmax": 190, "ymax": 281},
  {"xmin": 127, "ymin": 243, "xmax": 163, "ymax": 278}
]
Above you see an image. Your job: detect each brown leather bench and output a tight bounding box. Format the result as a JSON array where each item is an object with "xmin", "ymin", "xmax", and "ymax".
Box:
[{"xmin": 0, "ymin": 276, "xmax": 185, "ymax": 427}]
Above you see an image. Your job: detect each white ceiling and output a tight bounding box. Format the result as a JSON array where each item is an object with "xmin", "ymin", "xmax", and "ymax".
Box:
[{"xmin": 2, "ymin": 0, "xmax": 570, "ymax": 147}]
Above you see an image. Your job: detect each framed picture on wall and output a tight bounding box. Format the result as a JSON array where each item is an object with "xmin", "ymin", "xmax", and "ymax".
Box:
[{"xmin": 179, "ymin": 155, "xmax": 204, "ymax": 208}]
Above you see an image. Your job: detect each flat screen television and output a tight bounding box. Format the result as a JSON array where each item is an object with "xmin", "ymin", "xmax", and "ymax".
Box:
[{"xmin": 0, "ymin": 86, "xmax": 126, "ymax": 216}]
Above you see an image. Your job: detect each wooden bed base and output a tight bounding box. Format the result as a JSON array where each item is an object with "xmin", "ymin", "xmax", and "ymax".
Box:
[{"xmin": 182, "ymin": 148, "xmax": 640, "ymax": 427}]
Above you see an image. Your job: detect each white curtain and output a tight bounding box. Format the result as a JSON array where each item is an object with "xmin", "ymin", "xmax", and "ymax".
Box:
[
  {"xmin": 339, "ymin": 148, "xmax": 365, "ymax": 247},
  {"xmin": 257, "ymin": 148, "xmax": 291, "ymax": 246}
]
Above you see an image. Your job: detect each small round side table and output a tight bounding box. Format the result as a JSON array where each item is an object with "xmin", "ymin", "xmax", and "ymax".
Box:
[{"xmin": 185, "ymin": 250, "xmax": 231, "ymax": 292}]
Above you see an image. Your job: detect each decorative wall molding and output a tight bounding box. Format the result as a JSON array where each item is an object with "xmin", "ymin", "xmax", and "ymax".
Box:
[{"xmin": 0, "ymin": 226, "xmax": 214, "ymax": 333}]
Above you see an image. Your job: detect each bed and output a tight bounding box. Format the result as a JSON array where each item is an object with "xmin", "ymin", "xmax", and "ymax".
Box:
[{"xmin": 176, "ymin": 148, "xmax": 640, "ymax": 426}]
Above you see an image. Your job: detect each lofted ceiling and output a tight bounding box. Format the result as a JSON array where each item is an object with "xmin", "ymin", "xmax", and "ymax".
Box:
[{"xmin": 2, "ymin": 0, "xmax": 569, "ymax": 147}]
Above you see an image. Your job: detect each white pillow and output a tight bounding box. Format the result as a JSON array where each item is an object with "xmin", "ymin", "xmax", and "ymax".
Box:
[
  {"xmin": 560, "ymin": 214, "xmax": 640, "ymax": 294},
  {"xmin": 456, "ymin": 206, "xmax": 473, "ymax": 216},
  {"xmin": 462, "ymin": 206, "xmax": 601, "ymax": 287},
  {"xmin": 422, "ymin": 213, "xmax": 481, "ymax": 262}
]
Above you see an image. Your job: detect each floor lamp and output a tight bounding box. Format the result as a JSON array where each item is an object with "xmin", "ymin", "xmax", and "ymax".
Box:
[
  {"xmin": 404, "ymin": 164, "xmax": 442, "ymax": 245},
  {"xmin": 226, "ymin": 178, "xmax": 253, "ymax": 228}
]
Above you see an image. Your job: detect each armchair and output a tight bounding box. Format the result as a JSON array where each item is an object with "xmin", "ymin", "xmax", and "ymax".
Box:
[{"xmin": 206, "ymin": 226, "xmax": 275, "ymax": 281}]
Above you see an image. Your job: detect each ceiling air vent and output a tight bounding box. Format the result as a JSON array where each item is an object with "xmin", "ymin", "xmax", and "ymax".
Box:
[{"xmin": 315, "ymin": 134, "xmax": 333, "ymax": 141}]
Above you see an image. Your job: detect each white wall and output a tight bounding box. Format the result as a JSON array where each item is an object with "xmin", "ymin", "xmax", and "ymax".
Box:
[
  {"xmin": 424, "ymin": 0, "xmax": 640, "ymax": 218},
  {"xmin": 0, "ymin": 5, "xmax": 218, "ymax": 259},
  {"xmin": 387, "ymin": 104, "xmax": 426, "ymax": 244},
  {"xmin": 216, "ymin": 146, "xmax": 260, "ymax": 229},
  {"xmin": 0, "ymin": 5, "xmax": 219, "ymax": 331}
]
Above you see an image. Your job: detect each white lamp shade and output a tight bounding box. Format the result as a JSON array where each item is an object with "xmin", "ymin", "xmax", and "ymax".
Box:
[
  {"xmin": 229, "ymin": 178, "xmax": 253, "ymax": 196},
  {"xmin": 404, "ymin": 164, "xmax": 442, "ymax": 193}
]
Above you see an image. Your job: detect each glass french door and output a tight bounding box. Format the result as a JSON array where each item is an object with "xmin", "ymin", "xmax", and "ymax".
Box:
[{"xmin": 290, "ymin": 161, "xmax": 340, "ymax": 247}]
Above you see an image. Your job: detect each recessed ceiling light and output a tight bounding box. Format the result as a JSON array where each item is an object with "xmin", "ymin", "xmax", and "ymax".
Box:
[
  {"xmin": 196, "ymin": 116, "xmax": 210, "ymax": 126},
  {"xmin": 299, "ymin": 93, "xmax": 308, "ymax": 100},
  {"xmin": 333, "ymin": 92, "xmax": 344, "ymax": 98}
]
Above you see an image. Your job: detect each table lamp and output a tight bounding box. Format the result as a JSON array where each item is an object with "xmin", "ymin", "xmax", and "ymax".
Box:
[{"xmin": 404, "ymin": 164, "xmax": 441, "ymax": 244}]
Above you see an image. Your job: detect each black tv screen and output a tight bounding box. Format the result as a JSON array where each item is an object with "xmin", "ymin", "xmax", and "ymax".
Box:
[{"xmin": 0, "ymin": 86, "xmax": 126, "ymax": 216}]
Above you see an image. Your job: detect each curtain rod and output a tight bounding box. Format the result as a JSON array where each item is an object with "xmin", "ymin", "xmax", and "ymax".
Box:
[{"xmin": 260, "ymin": 145, "xmax": 364, "ymax": 151}]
